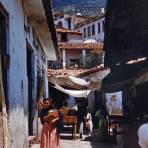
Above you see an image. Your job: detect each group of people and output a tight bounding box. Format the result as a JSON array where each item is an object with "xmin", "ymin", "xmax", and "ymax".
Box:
[
  {"xmin": 39, "ymin": 98, "xmax": 95, "ymax": 148},
  {"xmin": 39, "ymin": 97, "xmax": 109, "ymax": 148}
]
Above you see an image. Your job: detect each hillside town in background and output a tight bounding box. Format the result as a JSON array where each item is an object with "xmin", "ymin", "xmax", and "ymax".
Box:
[{"xmin": 0, "ymin": 0, "xmax": 148, "ymax": 148}]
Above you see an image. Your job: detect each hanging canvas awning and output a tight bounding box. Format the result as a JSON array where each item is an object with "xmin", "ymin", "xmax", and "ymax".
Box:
[
  {"xmin": 54, "ymin": 84, "xmax": 91, "ymax": 98},
  {"xmin": 48, "ymin": 75, "xmax": 92, "ymax": 90},
  {"xmin": 48, "ymin": 67, "xmax": 110, "ymax": 90},
  {"xmin": 68, "ymin": 76, "xmax": 89, "ymax": 86}
]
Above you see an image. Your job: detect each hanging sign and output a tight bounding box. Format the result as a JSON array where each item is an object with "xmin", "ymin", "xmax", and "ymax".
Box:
[{"xmin": 105, "ymin": 91, "xmax": 123, "ymax": 115}]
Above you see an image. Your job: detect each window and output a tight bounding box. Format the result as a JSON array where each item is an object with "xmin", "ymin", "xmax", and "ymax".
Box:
[
  {"xmin": 98, "ymin": 22, "xmax": 101, "ymax": 33},
  {"xmin": 92, "ymin": 24, "xmax": 95, "ymax": 35},
  {"xmin": 61, "ymin": 33, "xmax": 67, "ymax": 42},
  {"xmin": 57, "ymin": 21, "xmax": 63, "ymax": 27},
  {"xmin": 67, "ymin": 19, "xmax": 71, "ymax": 29},
  {"xmin": 102, "ymin": 20, "xmax": 105, "ymax": 32},
  {"xmin": 87, "ymin": 26, "xmax": 91, "ymax": 37},
  {"xmin": 83, "ymin": 28, "xmax": 86, "ymax": 38}
]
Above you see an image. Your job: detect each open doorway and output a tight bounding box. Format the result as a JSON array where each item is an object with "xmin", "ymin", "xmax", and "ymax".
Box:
[
  {"xmin": 26, "ymin": 45, "xmax": 33, "ymax": 135},
  {"xmin": 0, "ymin": 4, "xmax": 8, "ymax": 146}
]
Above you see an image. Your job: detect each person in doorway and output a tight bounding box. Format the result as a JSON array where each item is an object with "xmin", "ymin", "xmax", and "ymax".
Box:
[
  {"xmin": 40, "ymin": 98, "xmax": 61, "ymax": 148},
  {"xmin": 86, "ymin": 108, "xmax": 93, "ymax": 139},
  {"xmin": 138, "ymin": 123, "xmax": 148, "ymax": 148}
]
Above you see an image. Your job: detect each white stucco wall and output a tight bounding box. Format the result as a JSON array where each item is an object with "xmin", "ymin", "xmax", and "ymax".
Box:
[
  {"xmin": 65, "ymin": 50, "xmax": 82, "ymax": 65},
  {"xmin": 75, "ymin": 17, "xmax": 105, "ymax": 42},
  {"xmin": 0, "ymin": 0, "xmax": 49, "ymax": 147},
  {"xmin": 55, "ymin": 17, "xmax": 69, "ymax": 29},
  {"xmin": 67, "ymin": 34, "xmax": 82, "ymax": 43}
]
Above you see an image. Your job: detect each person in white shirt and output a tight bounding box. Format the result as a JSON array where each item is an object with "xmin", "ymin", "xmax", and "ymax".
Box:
[
  {"xmin": 86, "ymin": 108, "xmax": 93, "ymax": 138},
  {"xmin": 138, "ymin": 123, "xmax": 148, "ymax": 148}
]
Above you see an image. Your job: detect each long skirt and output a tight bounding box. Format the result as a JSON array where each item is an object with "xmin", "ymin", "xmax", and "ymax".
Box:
[
  {"xmin": 40, "ymin": 122, "xmax": 61, "ymax": 148},
  {"xmin": 87, "ymin": 120, "xmax": 93, "ymax": 136}
]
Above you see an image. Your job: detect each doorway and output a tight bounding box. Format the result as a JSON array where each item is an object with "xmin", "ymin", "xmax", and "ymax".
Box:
[
  {"xmin": 27, "ymin": 45, "xmax": 33, "ymax": 135},
  {"xmin": 0, "ymin": 4, "xmax": 8, "ymax": 146}
]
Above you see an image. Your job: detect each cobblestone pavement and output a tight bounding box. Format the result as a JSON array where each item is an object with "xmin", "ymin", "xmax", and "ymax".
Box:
[
  {"xmin": 60, "ymin": 133, "xmax": 113, "ymax": 148},
  {"xmin": 31, "ymin": 133, "xmax": 114, "ymax": 148}
]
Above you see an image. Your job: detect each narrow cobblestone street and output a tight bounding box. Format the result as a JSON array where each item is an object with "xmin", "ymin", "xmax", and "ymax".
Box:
[
  {"xmin": 32, "ymin": 139, "xmax": 113, "ymax": 148},
  {"xmin": 31, "ymin": 132, "xmax": 114, "ymax": 148},
  {"xmin": 61, "ymin": 137, "xmax": 113, "ymax": 148}
]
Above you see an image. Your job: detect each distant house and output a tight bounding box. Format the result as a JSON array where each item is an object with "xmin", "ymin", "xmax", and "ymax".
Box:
[
  {"xmin": 75, "ymin": 13, "xmax": 105, "ymax": 42},
  {"xmin": 56, "ymin": 25, "xmax": 83, "ymax": 43},
  {"xmin": 54, "ymin": 13, "xmax": 88, "ymax": 30},
  {"xmin": 0, "ymin": 0, "xmax": 58, "ymax": 147},
  {"xmin": 50, "ymin": 26, "xmax": 103, "ymax": 69}
]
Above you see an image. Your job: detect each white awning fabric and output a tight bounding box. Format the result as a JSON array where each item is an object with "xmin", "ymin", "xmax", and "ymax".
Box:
[
  {"xmin": 54, "ymin": 84, "xmax": 91, "ymax": 98},
  {"xmin": 68, "ymin": 76, "xmax": 89, "ymax": 86}
]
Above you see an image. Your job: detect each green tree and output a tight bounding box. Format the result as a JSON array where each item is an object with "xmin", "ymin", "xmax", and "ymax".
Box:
[{"xmin": 85, "ymin": 52, "xmax": 103, "ymax": 68}]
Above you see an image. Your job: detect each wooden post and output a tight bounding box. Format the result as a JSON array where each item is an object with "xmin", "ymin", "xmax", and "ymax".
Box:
[
  {"xmin": 62, "ymin": 49, "xmax": 66, "ymax": 69},
  {"xmin": 73, "ymin": 123, "xmax": 77, "ymax": 140}
]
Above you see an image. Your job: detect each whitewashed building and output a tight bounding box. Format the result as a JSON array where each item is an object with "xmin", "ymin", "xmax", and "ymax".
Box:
[
  {"xmin": 54, "ymin": 13, "xmax": 87, "ymax": 31},
  {"xmin": 75, "ymin": 14, "xmax": 105, "ymax": 42},
  {"xmin": 53, "ymin": 26, "xmax": 103, "ymax": 69},
  {"xmin": 0, "ymin": 0, "xmax": 58, "ymax": 147}
]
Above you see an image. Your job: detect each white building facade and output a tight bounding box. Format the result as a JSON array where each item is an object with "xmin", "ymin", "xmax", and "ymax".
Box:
[
  {"xmin": 0, "ymin": 0, "xmax": 57, "ymax": 147},
  {"xmin": 54, "ymin": 14, "xmax": 87, "ymax": 31},
  {"xmin": 54, "ymin": 15, "xmax": 75, "ymax": 30},
  {"xmin": 75, "ymin": 14, "xmax": 105, "ymax": 42}
]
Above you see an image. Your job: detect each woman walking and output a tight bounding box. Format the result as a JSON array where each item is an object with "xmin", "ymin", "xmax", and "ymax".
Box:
[{"xmin": 40, "ymin": 98, "xmax": 61, "ymax": 148}]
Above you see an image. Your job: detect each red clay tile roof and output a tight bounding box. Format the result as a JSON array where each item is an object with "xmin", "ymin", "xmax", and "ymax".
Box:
[
  {"xmin": 77, "ymin": 66, "xmax": 110, "ymax": 77},
  {"xmin": 56, "ymin": 26, "xmax": 82, "ymax": 35},
  {"xmin": 48, "ymin": 68, "xmax": 103, "ymax": 89},
  {"xmin": 75, "ymin": 13, "xmax": 105, "ymax": 29},
  {"xmin": 48, "ymin": 69, "xmax": 88, "ymax": 77},
  {"xmin": 58, "ymin": 42, "xmax": 103, "ymax": 50},
  {"xmin": 48, "ymin": 68, "xmax": 108, "ymax": 90}
]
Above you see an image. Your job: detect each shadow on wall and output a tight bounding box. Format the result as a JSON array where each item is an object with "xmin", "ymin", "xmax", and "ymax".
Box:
[
  {"xmin": 33, "ymin": 111, "xmax": 42, "ymax": 140},
  {"xmin": 9, "ymin": 106, "xmax": 28, "ymax": 148}
]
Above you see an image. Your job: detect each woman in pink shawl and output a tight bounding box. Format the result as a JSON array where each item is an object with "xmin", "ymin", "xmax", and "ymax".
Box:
[{"xmin": 40, "ymin": 98, "xmax": 61, "ymax": 148}]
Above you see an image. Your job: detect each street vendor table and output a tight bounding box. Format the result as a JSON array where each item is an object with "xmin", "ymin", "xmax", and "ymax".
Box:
[
  {"xmin": 59, "ymin": 108, "xmax": 77, "ymax": 139},
  {"xmin": 63, "ymin": 116, "xmax": 77, "ymax": 139}
]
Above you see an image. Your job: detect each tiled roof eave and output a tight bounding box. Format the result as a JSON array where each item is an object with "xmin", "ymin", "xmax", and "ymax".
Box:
[{"xmin": 58, "ymin": 42, "xmax": 103, "ymax": 50}]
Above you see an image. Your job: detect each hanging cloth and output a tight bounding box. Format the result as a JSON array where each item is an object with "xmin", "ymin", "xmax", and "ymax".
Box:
[{"xmin": 54, "ymin": 83, "xmax": 91, "ymax": 98}]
